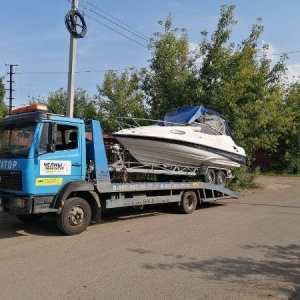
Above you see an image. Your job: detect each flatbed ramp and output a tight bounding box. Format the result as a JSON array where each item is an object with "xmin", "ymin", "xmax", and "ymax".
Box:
[{"xmin": 97, "ymin": 181, "xmax": 238, "ymax": 209}]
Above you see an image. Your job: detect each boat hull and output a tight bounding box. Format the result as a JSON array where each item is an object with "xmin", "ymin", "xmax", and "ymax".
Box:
[{"xmin": 114, "ymin": 132, "xmax": 246, "ymax": 170}]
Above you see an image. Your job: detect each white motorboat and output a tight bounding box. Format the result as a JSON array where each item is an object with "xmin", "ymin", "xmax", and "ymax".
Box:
[{"xmin": 112, "ymin": 106, "xmax": 246, "ymax": 170}]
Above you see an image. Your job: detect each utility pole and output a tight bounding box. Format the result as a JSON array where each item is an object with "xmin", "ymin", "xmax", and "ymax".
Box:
[
  {"xmin": 66, "ymin": 0, "xmax": 78, "ymax": 118},
  {"xmin": 5, "ymin": 63, "xmax": 18, "ymax": 115}
]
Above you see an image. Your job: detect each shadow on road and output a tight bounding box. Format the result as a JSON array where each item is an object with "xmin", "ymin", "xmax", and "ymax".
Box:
[
  {"xmin": 0, "ymin": 214, "xmax": 61, "ymax": 238},
  {"xmin": 101, "ymin": 201, "xmax": 222, "ymax": 222},
  {"xmin": 128, "ymin": 243, "xmax": 300, "ymax": 299},
  {"xmin": 0, "ymin": 201, "xmax": 223, "ymax": 238},
  {"xmin": 231, "ymin": 201, "xmax": 300, "ymax": 210}
]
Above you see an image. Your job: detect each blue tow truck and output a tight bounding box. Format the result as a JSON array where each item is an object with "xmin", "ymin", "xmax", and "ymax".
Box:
[{"xmin": 0, "ymin": 104, "xmax": 238, "ymax": 235}]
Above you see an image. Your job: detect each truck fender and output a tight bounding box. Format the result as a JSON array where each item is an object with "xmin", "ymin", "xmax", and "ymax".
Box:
[{"xmin": 54, "ymin": 180, "xmax": 101, "ymax": 223}]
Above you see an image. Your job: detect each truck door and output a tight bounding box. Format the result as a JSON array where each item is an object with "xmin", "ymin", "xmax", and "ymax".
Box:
[{"xmin": 35, "ymin": 122, "xmax": 83, "ymax": 194}]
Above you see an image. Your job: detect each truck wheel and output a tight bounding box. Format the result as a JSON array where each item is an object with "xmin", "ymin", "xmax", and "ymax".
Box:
[
  {"xmin": 16, "ymin": 214, "xmax": 43, "ymax": 224},
  {"xmin": 215, "ymin": 171, "xmax": 226, "ymax": 187},
  {"xmin": 205, "ymin": 169, "xmax": 215, "ymax": 184},
  {"xmin": 179, "ymin": 191, "xmax": 197, "ymax": 214},
  {"xmin": 57, "ymin": 197, "xmax": 92, "ymax": 235}
]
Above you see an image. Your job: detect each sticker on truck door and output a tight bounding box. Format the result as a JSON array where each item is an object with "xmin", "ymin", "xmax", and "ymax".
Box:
[
  {"xmin": 35, "ymin": 178, "xmax": 63, "ymax": 186},
  {"xmin": 40, "ymin": 160, "xmax": 71, "ymax": 175}
]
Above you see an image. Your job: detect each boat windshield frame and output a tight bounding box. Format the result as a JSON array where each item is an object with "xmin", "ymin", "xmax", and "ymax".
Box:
[{"xmin": 193, "ymin": 112, "xmax": 229, "ymax": 135}]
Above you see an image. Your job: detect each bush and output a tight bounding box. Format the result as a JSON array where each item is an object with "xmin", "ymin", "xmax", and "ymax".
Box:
[{"xmin": 228, "ymin": 165, "xmax": 260, "ymax": 191}]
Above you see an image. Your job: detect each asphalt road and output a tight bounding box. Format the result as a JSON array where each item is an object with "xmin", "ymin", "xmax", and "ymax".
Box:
[{"xmin": 0, "ymin": 176, "xmax": 300, "ymax": 300}]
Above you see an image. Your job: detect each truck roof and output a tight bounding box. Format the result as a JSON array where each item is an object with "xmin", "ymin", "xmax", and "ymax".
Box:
[{"xmin": 0, "ymin": 105, "xmax": 85, "ymax": 125}]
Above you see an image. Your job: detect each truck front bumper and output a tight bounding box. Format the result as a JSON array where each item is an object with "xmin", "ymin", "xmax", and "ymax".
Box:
[
  {"xmin": 0, "ymin": 195, "xmax": 33, "ymax": 214},
  {"xmin": 0, "ymin": 194, "xmax": 57, "ymax": 215}
]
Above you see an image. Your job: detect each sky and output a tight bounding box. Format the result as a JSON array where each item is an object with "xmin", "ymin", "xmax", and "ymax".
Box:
[{"xmin": 1, "ymin": 0, "xmax": 300, "ymax": 108}]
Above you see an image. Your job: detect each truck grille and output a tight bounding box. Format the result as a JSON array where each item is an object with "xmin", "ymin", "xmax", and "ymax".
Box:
[{"xmin": 0, "ymin": 171, "xmax": 23, "ymax": 191}]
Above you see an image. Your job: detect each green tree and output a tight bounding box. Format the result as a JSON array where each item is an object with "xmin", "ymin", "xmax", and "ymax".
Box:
[
  {"xmin": 141, "ymin": 5, "xmax": 291, "ymax": 166},
  {"xmin": 144, "ymin": 15, "xmax": 200, "ymax": 119},
  {"xmin": 30, "ymin": 88, "xmax": 97, "ymax": 119},
  {"xmin": 197, "ymin": 5, "xmax": 290, "ymax": 159},
  {"xmin": 96, "ymin": 70, "xmax": 148, "ymax": 133},
  {"xmin": 273, "ymin": 82, "xmax": 300, "ymax": 173},
  {"xmin": 0, "ymin": 77, "xmax": 8, "ymax": 117}
]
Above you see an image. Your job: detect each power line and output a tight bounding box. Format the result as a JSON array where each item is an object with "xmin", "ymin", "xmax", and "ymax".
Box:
[
  {"xmin": 14, "ymin": 47, "xmax": 300, "ymax": 76},
  {"xmin": 86, "ymin": 2, "xmax": 150, "ymax": 42},
  {"xmin": 70, "ymin": 0, "xmax": 149, "ymax": 48},
  {"xmin": 67, "ymin": 1, "xmax": 300, "ymax": 58},
  {"xmin": 263, "ymin": 49, "xmax": 300, "ymax": 57},
  {"xmin": 16, "ymin": 66, "xmax": 149, "ymax": 75},
  {"xmin": 85, "ymin": 13, "xmax": 148, "ymax": 48},
  {"xmin": 86, "ymin": 9, "xmax": 149, "ymax": 43}
]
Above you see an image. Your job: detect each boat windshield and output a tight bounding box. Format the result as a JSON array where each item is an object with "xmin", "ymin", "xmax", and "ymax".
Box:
[
  {"xmin": 194, "ymin": 113, "xmax": 228, "ymax": 135},
  {"xmin": 0, "ymin": 122, "xmax": 36, "ymax": 158}
]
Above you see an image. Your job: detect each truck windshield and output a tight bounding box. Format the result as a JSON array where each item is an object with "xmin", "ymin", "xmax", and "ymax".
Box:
[{"xmin": 0, "ymin": 122, "xmax": 36, "ymax": 158}]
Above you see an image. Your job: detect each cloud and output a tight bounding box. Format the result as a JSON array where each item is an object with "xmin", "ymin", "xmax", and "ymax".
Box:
[
  {"xmin": 189, "ymin": 42, "xmax": 199, "ymax": 52},
  {"xmin": 286, "ymin": 64, "xmax": 300, "ymax": 82},
  {"xmin": 262, "ymin": 42, "xmax": 278, "ymax": 57}
]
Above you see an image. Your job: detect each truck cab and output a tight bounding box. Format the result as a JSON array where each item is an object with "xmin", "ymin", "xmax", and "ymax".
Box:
[{"xmin": 0, "ymin": 104, "xmax": 104, "ymax": 216}]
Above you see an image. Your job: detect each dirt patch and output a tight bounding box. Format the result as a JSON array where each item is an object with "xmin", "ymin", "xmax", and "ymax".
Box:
[
  {"xmin": 256, "ymin": 175, "xmax": 299, "ymax": 188},
  {"xmin": 264, "ymin": 183, "xmax": 293, "ymax": 190},
  {"xmin": 240, "ymin": 175, "xmax": 300, "ymax": 196}
]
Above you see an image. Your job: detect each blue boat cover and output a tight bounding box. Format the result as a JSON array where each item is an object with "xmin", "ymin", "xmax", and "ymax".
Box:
[
  {"xmin": 160, "ymin": 106, "xmax": 233, "ymax": 137},
  {"xmin": 163, "ymin": 106, "xmax": 225, "ymax": 125}
]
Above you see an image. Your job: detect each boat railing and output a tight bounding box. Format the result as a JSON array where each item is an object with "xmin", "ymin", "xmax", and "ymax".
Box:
[
  {"xmin": 116, "ymin": 117, "xmax": 157, "ymax": 129},
  {"xmin": 116, "ymin": 116, "xmax": 187, "ymax": 129}
]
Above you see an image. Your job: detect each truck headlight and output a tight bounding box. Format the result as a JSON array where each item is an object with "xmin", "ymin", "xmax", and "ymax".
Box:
[{"xmin": 14, "ymin": 198, "xmax": 26, "ymax": 207}]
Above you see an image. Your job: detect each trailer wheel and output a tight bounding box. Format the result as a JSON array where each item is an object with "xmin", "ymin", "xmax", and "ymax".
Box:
[
  {"xmin": 205, "ymin": 169, "xmax": 215, "ymax": 184},
  {"xmin": 16, "ymin": 214, "xmax": 43, "ymax": 224},
  {"xmin": 215, "ymin": 171, "xmax": 226, "ymax": 187},
  {"xmin": 57, "ymin": 197, "xmax": 92, "ymax": 235},
  {"xmin": 180, "ymin": 191, "xmax": 197, "ymax": 214}
]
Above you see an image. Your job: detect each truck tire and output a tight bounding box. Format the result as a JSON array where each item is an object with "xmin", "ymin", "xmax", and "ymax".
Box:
[
  {"xmin": 204, "ymin": 169, "xmax": 215, "ymax": 184},
  {"xmin": 57, "ymin": 197, "xmax": 92, "ymax": 235},
  {"xmin": 179, "ymin": 191, "xmax": 197, "ymax": 214},
  {"xmin": 16, "ymin": 214, "xmax": 43, "ymax": 224},
  {"xmin": 215, "ymin": 171, "xmax": 226, "ymax": 187}
]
